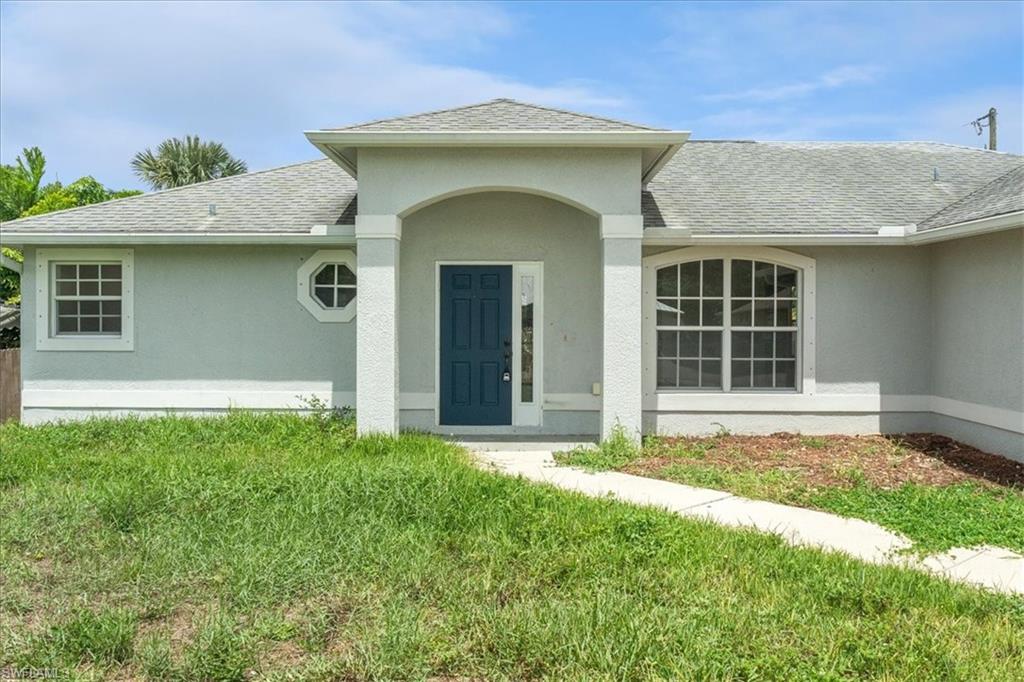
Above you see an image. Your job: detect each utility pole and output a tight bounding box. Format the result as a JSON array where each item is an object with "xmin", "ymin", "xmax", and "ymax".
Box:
[
  {"xmin": 987, "ymin": 107, "xmax": 997, "ymax": 151},
  {"xmin": 968, "ymin": 108, "xmax": 997, "ymax": 150}
]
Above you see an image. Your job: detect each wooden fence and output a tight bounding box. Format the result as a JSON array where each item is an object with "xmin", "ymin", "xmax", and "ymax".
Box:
[{"xmin": 0, "ymin": 348, "xmax": 20, "ymax": 423}]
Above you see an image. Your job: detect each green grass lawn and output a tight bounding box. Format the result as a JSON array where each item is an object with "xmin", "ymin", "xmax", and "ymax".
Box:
[
  {"xmin": 556, "ymin": 431, "xmax": 1024, "ymax": 556},
  {"xmin": 2, "ymin": 414, "xmax": 1023, "ymax": 680}
]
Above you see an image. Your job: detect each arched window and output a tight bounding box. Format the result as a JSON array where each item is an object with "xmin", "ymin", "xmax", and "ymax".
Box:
[{"xmin": 645, "ymin": 248, "xmax": 813, "ymax": 393}]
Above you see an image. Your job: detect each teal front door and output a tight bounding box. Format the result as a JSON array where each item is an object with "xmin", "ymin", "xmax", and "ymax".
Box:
[{"xmin": 439, "ymin": 265, "xmax": 513, "ymax": 425}]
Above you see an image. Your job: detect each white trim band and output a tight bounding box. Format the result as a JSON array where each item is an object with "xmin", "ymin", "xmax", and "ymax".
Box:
[
  {"xmin": 19, "ymin": 388, "xmax": 1021, "ymax": 434},
  {"xmin": 354, "ymin": 214, "xmax": 402, "ymax": 240},
  {"xmin": 5, "ymin": 232, "xmax": 358, "ymax": 246},
  {"xmin": 600, "ymin": 214, "xmax": 644, "ymax": 239}
]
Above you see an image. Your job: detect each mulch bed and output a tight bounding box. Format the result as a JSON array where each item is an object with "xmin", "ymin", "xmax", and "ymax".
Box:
[{"xmin": 626, "ymin": 433, "xmax": 1024, "ymax": 490}]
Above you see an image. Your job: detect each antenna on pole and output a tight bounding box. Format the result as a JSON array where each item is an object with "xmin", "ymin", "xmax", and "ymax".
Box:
[{"xmin": 968, "ymin": 108, "xmax": 997, "ymax": 150}]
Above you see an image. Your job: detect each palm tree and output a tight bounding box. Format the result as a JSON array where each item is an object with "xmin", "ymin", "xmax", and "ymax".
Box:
[
  {"xmin": 131, "ymin": 135, "xmax": 247, "ymax": 190},
  {"xmin": 0, "ymin": 147, "xmax": 47, "ymax": 221}
]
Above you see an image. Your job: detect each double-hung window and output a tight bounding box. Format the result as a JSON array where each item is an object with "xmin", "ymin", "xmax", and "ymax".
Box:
[
  {"xmin": 53, "ymin": 263, "xmax": 123, "ymax": 335},
  {"xmin": 36, "ymin": 248, "xmax": 134, "ymax": 351},
  {"xmin": 653, "ymin": 254, "xmax": 805, "ymax": 392}
]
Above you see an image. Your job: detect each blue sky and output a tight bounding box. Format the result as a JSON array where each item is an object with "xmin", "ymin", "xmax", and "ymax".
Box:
[{"xmin": 1, "ymin": 0, "xmax": 1021, "ymax": 190}]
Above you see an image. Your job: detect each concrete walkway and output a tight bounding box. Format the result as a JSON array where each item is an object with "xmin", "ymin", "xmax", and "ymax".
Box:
[{"xmin": 472, "ymin": 448, "xmax": 1024, "ymax": 596}]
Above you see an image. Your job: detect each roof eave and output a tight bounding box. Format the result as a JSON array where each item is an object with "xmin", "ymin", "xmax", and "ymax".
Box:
[
  {"xmin": 909, "ymin": 210, "xmax": 1024, "ymax": 244},
  {"xmin": 8, "ymin": 211, "xmax": 1018, "ymax": 247},
  {"xmin": 304, "ymin": 130, "xmax": 690, "ymax": 181},
  {"xmin": 305, "ymin": 130, "xmax": 690, "ymax": 146},
  {"xmin": 644, "ymin": 210, "xmax": 1024, "ymax": 247},
  {"xmin": 1, "ymin": 227, "xmax": 357, "ymax": 247}
]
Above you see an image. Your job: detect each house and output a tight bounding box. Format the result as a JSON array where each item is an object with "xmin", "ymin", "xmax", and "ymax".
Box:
[{"xmin": 2, "ymin": 99, "xmax": 1022, "ymax": 460}]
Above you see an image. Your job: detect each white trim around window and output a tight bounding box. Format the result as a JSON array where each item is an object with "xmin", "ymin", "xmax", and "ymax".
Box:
[
  {"xmin": 642, "ymin": 246, "xmax": 816, "ymax": 404},
  {"xmin": 35, "ymin": 248, "xmax": 135, "ymax": 352},
  {"xmin": 297, "ymin": 249, "xmax": 357, "ymax": 323}
]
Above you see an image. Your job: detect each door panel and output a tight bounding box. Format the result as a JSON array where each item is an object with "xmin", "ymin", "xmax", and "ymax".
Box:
[{"xmin": 440, "ymin": 265, "xmax": 512, "ymax": 425}]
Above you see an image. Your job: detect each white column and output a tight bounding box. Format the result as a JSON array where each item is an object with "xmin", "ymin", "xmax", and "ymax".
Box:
[
  {"xmin": 600, "ymin": 214, "xmax": 644, "ymax": 442},
  {"xmin": 355, "ymin": 215, "xmax": 401, "ymax": 436}
]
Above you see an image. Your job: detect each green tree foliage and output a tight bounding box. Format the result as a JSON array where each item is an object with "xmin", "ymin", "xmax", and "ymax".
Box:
[
  {"xmin": 0, "ymin": 247, "xmax": 22, "ymax": 305},
  {"xmin": 20, "ymin": 177, "xmax": 142, "ymax": 218},
  {"xmin": 131, "ymin": 135, "xmax": 247, "ymax": 190},
  {"xmin": 0, "ymin": 149, "xmax": 141, "ymax": 314},
  {"xmin": 0, "ymin": 146, "xmax": 47, "ymax": 221}
]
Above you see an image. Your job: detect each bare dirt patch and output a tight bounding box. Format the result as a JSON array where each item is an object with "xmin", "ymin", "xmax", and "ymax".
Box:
[
  {"xmin": 134, "ymin": 602, "xmax": 205, "ymax": 659},
  {"xmin": 628, "ymin": 433, "xmax": 1024, "ymax": 490},
  {"xmin": 260, "ymin": 638, "xmax": 307, "ymax": 670}
]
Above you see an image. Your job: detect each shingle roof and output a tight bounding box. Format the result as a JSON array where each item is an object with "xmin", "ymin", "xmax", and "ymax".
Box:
[
  {"xmin": 644, "ymin": 141, "xmax": 1023, "ymax": 234},
  {"xmin": 0, "ymin": 303, "xmax": 19, "ymax": 330},
  {"xmin": 2, "ymin": 139, "xmax": 1020, "ymax": 237},
  {"xmin": 2, "ymin": 159, "xmax": 355, "ymax": 234},
  {"xmin": 329, "ymin": 98, "xmax": 659, "ymax": 132},
  {"xmin": 917, "ymin": 164, "xmax": 1024, "ymax": 231}
]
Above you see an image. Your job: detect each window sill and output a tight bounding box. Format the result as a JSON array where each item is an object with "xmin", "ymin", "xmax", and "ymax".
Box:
[
  {"xmin": 37, "ymin": 335, "xmax": 134, "ymax": 352},
  {"xmin": 654, "ymin": 388, "xmax": 801, "ymax": 395},
  {"xmin": 645, "ymin": 391, "xmax": 820, "ymax": 412}
]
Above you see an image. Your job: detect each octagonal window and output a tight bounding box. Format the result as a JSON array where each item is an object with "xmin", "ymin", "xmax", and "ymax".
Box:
[{"xmin": 312, "ymin": 263, "xmax": 357, "ymax": 309}]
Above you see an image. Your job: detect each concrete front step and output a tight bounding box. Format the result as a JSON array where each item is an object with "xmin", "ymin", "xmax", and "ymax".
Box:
[{"xmin": 449, "ymin": 437, "xmax": 597, "ymax": 452}]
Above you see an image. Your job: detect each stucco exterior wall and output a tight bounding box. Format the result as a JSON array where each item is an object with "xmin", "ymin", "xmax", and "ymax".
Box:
[
  {"xmin": 928, "ymin": 228, "xmax": 1023, "ymax": 411},
  {"xmin": 398, "ymin": 191, "xmax": 602, "ymax": 401},
  {"xmin": 21, "ymin": 245, "xmax": 357, "ymax": 420},
  {"xmin": 357, "ymin": 147, "xmax": 641, "ymax": 217},
  {"xmin": 642, "ymin": 245, "xmax": 933, "ymax": 396},
  {"xmin": 926, "ymin": 229, "xmax": 1023, "ymax": 459},
  {"xmin": 800, "ymin": 245, "xmax": 933, "ymax": 395},
  {"xmin": 17, "ymin": 214, "xmax": 1021, "ymax": 459},
  {"xmin": 642, "ymin": 239, "xmax": 1023, "ymax": 460}
]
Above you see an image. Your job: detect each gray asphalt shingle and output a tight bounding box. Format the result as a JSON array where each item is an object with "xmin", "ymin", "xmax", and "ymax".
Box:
[
  {"xmin": 917, "ymin": 164, "xmax": 1024, "ymax": 230},
  {"xmin": 2, "ymin": 159, "xmax": 355, "ymax": 234},
  {"xmin": 645, "ymin": 141, "xmax": 1022, "ymax": 234},
  {"xmin": 329, "ymin": 98, "xmax": 659, "ymax": 132},
  {"xmin": 2, "ymin": 128, "xmax": 1021, "ymax": 237}
]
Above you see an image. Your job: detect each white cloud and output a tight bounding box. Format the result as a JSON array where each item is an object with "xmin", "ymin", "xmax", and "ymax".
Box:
[
  {"xmin": 690, "ymin": 88, "xmax": 1022, "ymax": 154},
  {"xmin": 701, "ymin": 65, "xmax": 882, "ymax": 103},
  {"xmin": 657, "ymin": 1, "xmax": 1019, "ymax": 73},
  {"xmin": 695, "ymin": 108, "xmax": 896, "ymax": 141},
  {"xmin": 0, "ymin": 1, "xmax": 624, "ymax": 188}
]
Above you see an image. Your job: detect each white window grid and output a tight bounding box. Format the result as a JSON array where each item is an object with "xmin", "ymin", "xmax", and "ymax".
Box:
[
  {"xmin": 655, "ymin": 259, "xmax": 724, "ymax": 390},
  {"xmin": 52, "ymin": 262, "xmax": 124, "ymax": 336},
  {"xmin": 655, "ymin": 258, "xmax": 801, "ymax": 393}
]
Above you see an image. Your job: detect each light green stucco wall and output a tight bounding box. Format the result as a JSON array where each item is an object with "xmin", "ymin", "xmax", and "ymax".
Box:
[
  {"xmin": 800, "ymin": 245, "xmax": 932, "ymax": 396},
  {"xmin": 357, "ymin": 147, "xmax": 641, "ymax": 217},
  {"xmin": 929, "ymin": 228, "xmax": 1024, "ymax": 412},
  {"xmin": 642, "ymin": 244, "xmax": 934, "ymax": 396},
  {"xmin": 22, "ymin": 246, "xmax": 356, "ymax": 390},
  {"xmin": 22, "ymin": 234, "xmax": 938, "ymax": 401},
  {"xmin": 18, "ymin": 207, "xmax": 1020, "ymax": 457}
]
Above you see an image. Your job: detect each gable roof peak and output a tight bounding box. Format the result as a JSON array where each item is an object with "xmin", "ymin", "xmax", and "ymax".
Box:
[{"xmin": 329, "ymin": 97, "xmax": 661, "ymax": 132}]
